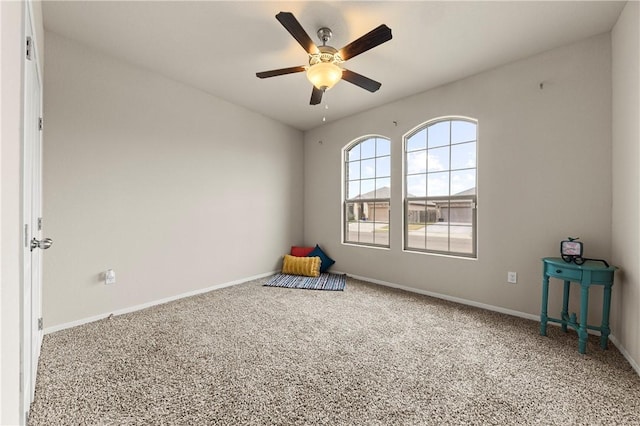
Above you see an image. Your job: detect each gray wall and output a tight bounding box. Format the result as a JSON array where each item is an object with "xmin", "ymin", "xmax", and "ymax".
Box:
[
  {"xmin": 304, "ymin": 34, "xmax": 612, "ymax": 324},
  {"xmin": 43, "ymin": 32, "xmax": 304, "ymax": 328},
  {"xmin": 612, "ymin": 1, "xmax": 640, "ymax": 372},
  {"xmin": 40, "ymin": 9, "xmax": 639, "ymax": 374}
]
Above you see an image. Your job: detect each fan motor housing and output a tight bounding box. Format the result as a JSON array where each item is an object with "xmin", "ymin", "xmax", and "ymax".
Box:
[{"xmin": 309, "ymin": 45, "xmax": 343, "ymax": 66}]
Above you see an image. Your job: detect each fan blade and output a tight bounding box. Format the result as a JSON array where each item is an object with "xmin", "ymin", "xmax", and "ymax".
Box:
[
  {"xmin": 310, "ymin": 86, "xmax": 323, "ymax": 105},
  {"xmin": 341, "ymin": 69, "xmax": 382, "ymax": 92},
  {"xmin": 256, "ymin": 66, "xmax": 306, "ymax": 79},
  {"xmin": 276, "ymin": 12, "xmax": 318, "ymax": 54},
  {"xmin": 339, "ymin": 24, "xmax": 392, "ymax": 61}
]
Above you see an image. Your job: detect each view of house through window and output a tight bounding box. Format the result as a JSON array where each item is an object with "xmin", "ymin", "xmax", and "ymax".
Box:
[
  {"xmin": 344, "ymin": 136, "xmax": 391, "ymax": 247},
  {"xmin": 404, "ymin": 118, "xmax": 477, "ymax": 257}
]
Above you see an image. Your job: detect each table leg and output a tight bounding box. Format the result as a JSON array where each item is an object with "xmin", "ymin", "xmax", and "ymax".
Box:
[
  {"xmin": 600, "ymin": 283, "xmax": 612, "ymax": 350},
  {"xmin": 578, "ymin": 282, "xmax": 590, "ymax": 354},
  {"xmin": 540, "ymin": 274, "xmax": 549, "ymax": 336},
  {"xmin": 561, "ymin": 280, "xmax": 570, "ymax": 333}
]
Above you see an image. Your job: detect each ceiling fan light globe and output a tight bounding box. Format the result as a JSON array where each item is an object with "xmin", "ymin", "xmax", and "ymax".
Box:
[{"xmin": 307, "ymin": 62, "xmax": 342, "ymax": 91}]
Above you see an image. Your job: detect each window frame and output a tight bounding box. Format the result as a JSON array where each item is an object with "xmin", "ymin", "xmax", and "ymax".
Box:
[
  {"xmin": 403, "ymin": 117, "xmax": 478, "ymax": 258},
  {"xmin": 342, "ymin": 135, "xmax": 391, "ymax": 249}
]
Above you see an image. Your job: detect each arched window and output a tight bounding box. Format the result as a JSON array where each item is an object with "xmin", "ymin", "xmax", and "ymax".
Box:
[
  {"xmin": 404, "ymin": 118, "xmax": 477, "ymax": 257},
  {"xmin": 343, "ymin": 136, "xmax": 391, "ymax": 247}
]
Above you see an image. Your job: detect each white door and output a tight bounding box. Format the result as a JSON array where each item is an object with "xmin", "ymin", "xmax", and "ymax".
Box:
[{"xmin": 22, "ymin": 4, "xmax": 50, "ymax": 422}]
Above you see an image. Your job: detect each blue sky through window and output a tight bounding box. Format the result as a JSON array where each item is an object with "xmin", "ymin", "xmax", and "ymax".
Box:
[
  {"xmin": 405, "ymin": 119, "xmax": 477, "ymax": 197},
  {"xmin": 347, "ymin": 137, "xmax": 391, "ymax": 199}
]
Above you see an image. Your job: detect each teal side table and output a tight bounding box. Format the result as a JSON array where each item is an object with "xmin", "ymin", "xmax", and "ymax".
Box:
[{"xmin": 540, "ymin": 257, "xmax": 618, "ymax": 354}]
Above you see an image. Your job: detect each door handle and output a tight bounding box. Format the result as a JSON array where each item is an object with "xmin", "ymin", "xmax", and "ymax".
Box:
[{"xmin": 30, "ymin": 237, "xmax": 53, "ymax": 251}]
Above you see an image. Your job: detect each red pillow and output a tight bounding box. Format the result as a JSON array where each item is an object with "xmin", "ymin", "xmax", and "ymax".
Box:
[{"xmin": 290, "ymin": 246, "xmax": 314, "ymax": 257}]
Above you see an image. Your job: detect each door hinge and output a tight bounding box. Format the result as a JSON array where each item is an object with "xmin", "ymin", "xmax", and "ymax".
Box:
[
  {"xmin": 39, "ymin": 117, "xmax": 43, "ymax": 131},
  {"xmin": 38, "ymin": 217, "xmax": 42, "ymax": 230},
  {"xmin": 24, "ymin": 224, "xmax": 29, "ymax": 248},
  {"xmin": 26, "ymin": 36, "xmax": 33, "ymax": 61},
  {"xmin": 38, "ymin": 318, "xmax": 43, "ymax": 331}
]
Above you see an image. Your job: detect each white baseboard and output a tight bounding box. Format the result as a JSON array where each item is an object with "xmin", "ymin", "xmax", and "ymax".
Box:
[
  {"xmin": 341, "ymin": 271, "xmax": 639, "ymax": 376},
  {"xmin": 44, "ymin": 270, "xmax": 277, "ymax": 335},
  {"xmin": 340, "ymin": 270, "xmax": 540, "ymax": 321},
  {"xmin": 609, "ymin": 334, "xmax": 640, "ymax": 376}
]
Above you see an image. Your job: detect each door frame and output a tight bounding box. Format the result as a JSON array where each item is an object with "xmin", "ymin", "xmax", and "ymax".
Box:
[{"xmin": 21, "ymin": 1, "xmax": 44, "ymax": 423}]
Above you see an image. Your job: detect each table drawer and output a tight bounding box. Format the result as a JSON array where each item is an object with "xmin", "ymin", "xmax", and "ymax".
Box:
[{"xmin": 545, "ymin": 264, "xmax": 583, "ymax": 281}]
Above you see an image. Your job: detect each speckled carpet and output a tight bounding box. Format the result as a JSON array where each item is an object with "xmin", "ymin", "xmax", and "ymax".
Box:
[{"xmin": 29, "ymin": 276, "xmax": 640, "ymax": 425}]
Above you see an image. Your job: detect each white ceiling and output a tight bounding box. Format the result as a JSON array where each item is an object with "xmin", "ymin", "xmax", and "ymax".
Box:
[{"xmin": 42, "ymin": 1, "xmax": 625, "ymax": 131}]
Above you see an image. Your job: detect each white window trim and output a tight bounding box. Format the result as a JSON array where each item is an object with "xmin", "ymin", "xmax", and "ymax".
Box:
[
  {"xmin": 342, "ymin": 134, "xmax": 392, "ymax": 249},
  {"xmin": 401, "ymin": 116, "xmax": 478, "ymax": 258}
]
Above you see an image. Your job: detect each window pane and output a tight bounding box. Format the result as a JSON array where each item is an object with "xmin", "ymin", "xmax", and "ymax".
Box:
[
  {"xmin": 427, "ymin": 171, "xmax": 449, "ymax": 196},
  {"xmin": 407, "ymin": 201, "xmax": 425, "ymax": 224},
  {"xmin": 361, "ymin": 179, "xmax": 375, "ymax": 198},
  {"xmin": 426, "ymin": 222, "xmax": 449, "ymax": 252},
  {"xmin": 403, "ymin": 119, "xmax": 477, "ymax": 257},
  {"xmin": 375, "ymin": 230, "xmax": 389, "ymax": 246},
  {"xmin": 407, "ymin": 233, "xmax": 426, "ymax": 250},
  {"xmin": 428, "ymin": 121, "xmax": 450, "ymax": 148},
  {"xmin": 375, "ymin": 178, "xmax": 390, "ymax": 198},
  {"xmin": 371, "ymin": 202, "xmax": 390, "ymax": 246},
  {"xmin": 346, "ymin": 202, "xmax": 357, "ymax": 221},
  {"xmin": 348, "ymin": 161, "xmax": 360, "ymax": 181},
  {"xmin": 377, "ymin": 138, "xmax": 390, "ymax": 156},
  {"xmin": 361, "ymin": 138, "xmax": 376, "ymax": 159},
  {"xmin": 407, "ymin": 129, "xmax": 426, "ymax": 151},
  {"xmin": 448, "ymin": 199, "xmax": 474, "ymax": 224},
  {"xmin": 376, "ymin": 156, "xmax": 390, "ymax": 177},
  {"xmin": 450, "ymin": 225, "xmax": 473, "ymax": 254},
  {"xmin": 451, "ymin": 121, "xmax": 476, "ymax": 144},
  {"xmin": 406, "ymin": 202, "xmax": 426, "ymax": 249},
  {"xmin": 357, "ymin": 203, "xmax": 368, "ymax": 221},
  {"xmin": 407, "ymin": 150, "xmax": 426, "ymax": 174},
  {"xmin": 450, "ymin": 170, "xmax": 476, "ymax": 195},
  {"xmin": 428, "ymin": 146, "xmax": 450, "ymax": 172},
  {"xmin": 348, "ymin": 144, "xmax": 361, "ymax": 161},
  {"xmin": 435, "ymin": 199, "xmax": 450, "ymax": 222},
  {"xmin": 361, "ymin": 158, "xmax": 376, "ymax": 179},
  {"xmin": 358, "ymin": 220, "xmax": 374, "ymax": 244},
  {"xmin": 451, "ymin": 142, "xmax": 476, "ymax": 170},
  {"xmin": 369, "ymin": 202, "xmax": 389, "ymax": 224},
  {"xmin": 345, "ymin": 203, "xmax": 359, "ymax": 242},
  {"xmin": 344, "ymin": 136, "xmax": 391, "ymax": 248},
  {"xmin": 347, "ymin": 181, "xmax": 360, "ymax": 200},
  {"xmin": 346, "ymin": 226, "xmax": 359, "ymax": 243},
  {"xmin": 407, "ymin": 174, "xmax": 426, "ymax": 197}
]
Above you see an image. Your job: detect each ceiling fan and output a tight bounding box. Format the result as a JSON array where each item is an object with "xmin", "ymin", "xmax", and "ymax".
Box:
[{"xmin": 256, "ymin": 12, "xmax": 392, "ymax": 105}]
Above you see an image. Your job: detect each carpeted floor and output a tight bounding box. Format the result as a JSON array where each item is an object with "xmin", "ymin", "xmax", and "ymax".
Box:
[{"xmin": 29, "ymin": 276, "xmax": 640, "ymax": 425}]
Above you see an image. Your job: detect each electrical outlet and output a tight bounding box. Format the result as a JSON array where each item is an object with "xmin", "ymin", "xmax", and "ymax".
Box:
[
  {"xmin": 507, "ymin": 271, "xmax": 517, "ymax": 284},
  {"xmin": 105, "ymin": 269, "xmax": 116, "ymax": 285}
]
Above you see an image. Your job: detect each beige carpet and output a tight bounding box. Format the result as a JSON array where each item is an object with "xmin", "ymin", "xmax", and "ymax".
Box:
[{"xmin": 29, "ymin": 276, "xmax": 640, "ymax": 425}]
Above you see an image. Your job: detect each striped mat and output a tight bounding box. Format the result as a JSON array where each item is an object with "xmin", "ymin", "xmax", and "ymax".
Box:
[{"xmin": 264, "ymin": 273, "xmax": 346, "ymax": 291}]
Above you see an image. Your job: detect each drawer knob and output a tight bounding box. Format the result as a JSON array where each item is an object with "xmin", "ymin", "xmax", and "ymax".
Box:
[{"xmin": 556, "ymin": 269, "xmax": 562, "ymax": 273}]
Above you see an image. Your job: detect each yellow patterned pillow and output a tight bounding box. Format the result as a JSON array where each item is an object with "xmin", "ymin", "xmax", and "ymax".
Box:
[{"xmin": 282, "ymin": 254, "xmax": 321, "ymax": 277}]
